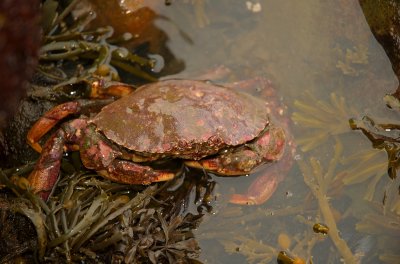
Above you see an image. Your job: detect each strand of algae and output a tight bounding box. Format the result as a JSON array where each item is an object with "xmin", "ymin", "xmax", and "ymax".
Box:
[{"xmin": 297, "ymin": 139, "xmax": 358, "ymax": 264}]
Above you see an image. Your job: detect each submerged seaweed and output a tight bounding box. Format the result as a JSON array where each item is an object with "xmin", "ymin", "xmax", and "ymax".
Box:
[
  {"xmin": 340, "ymin": 146, "xmax": 387, "ymax": 201},
  {"xmin": 347, "ymin": 113, "xmax": 400, "ymax": 262},
  {"xmin": 350, "ymin": 115, "xmax": 400, "ymax": 180},
  {"xmin": 291, "ymin": 92, "xmax": 357, "ymax": 151},
  {"xmin": 297, "ymin": 139, "xmax": 359, "ymax": 264},
  {"xmin": 354, "ymin": 185, "xmax": 400, "ymax": 264},
  {"xmin": 197, "ymin": 196, "xmax": 312, "ymax": 263},
  {"xmin": 335, "ymin": 44, "xmax": 369, "ymax": 76},
  {"xmin": 201, "ymin": 136, "xmax": 397, "ymax": 263}
]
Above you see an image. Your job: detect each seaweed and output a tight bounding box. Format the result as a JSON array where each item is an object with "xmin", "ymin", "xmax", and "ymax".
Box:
[
  {"xmin": 335, "ymin": 44, "xmax": 369, "ymax": 76},
  {"xmin": 197, "ymin": 201, "xmax": 312, "ymax": 263},
  {"xmin": 340, "ymin": 146, "xmax": 387, "ymax": 201},
  {"xmin": 39, "ymin": 0, "xmax": 157, "ymax": 90},
  {"xmin": 0, "ymin": 166, "xmax": 212, "ymax": 263},
  {"xmin": 297, "ymin": 139, "xmax": 359, "ymax": 264},
  {"xmin": 291, "ymin": 92, "xmax": 357, "ymax": 151},
  {"xmin": 193, "ymin": 137, "xmax": 376, "ymax": 263},
  {"xmin": 294, "ymin": 136, "xmax": 398, "ymax": 262},
  {"xmin": 354, "ymin": 184, "xmax": 400, "ymax": 263},
  {"xmin": 349, "ymin": 115, "xmax": 400, "ymax": 180}
]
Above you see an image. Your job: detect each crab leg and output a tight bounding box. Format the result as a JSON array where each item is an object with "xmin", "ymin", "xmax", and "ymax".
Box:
[
  {"xmin": 186, "ymin": 155, "xmax": 282, "ymax": 205},
  {"xmin": 230, "ymin": 136, "xmax": 295, "ymax": 205},
  {"xmin": 28, "ymin": 119, "xmax": 88, "ymax": 199},
  {"xmin": 185, "ymin": 126, "xmax": 285, "ymax": 174},
  {"xmin": 229, "ymin": 167, "xmax": 282, "ymax": 205},
  {"xmin": 27, "ymin": 101, "xmax": 81, "ymax": 153},
  {"xmin": 75, "ymin": 124, "xmax": 177, "ymax": 185},
  {"xmin": 27, "ymin": 100, "xmax": 113, "ymax": 153},
  {"xmin": 28, "ymin": 119, "xmax": 177, "ymax": 200},
  {"xmin": 96, "ymin": 160, "xmax": 176, "ymax": 185},
  {"xmin": 185, "ymin": 149, "xmax": 261, "ymax": 175},
  {"xmin": 28, "ymin": 129, "xmax": 66, "ymax": 200},
  {"xmin": 185, "ymin": 126, "xmax": 289, "ymax": 205}
]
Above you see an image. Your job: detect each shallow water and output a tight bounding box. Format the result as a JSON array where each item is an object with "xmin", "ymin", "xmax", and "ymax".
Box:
[
  {"xmin": 84, "ymin": 0, "xmax": 400, "ymax": 263},
  {"xmin": 148, "ymin": 1, "xmax": 400, "ymax": 263}
]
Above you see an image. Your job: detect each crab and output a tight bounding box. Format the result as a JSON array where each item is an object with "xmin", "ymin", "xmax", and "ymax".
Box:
[{"xmin": 27, "ymin": 78, "xmax": 293, "ymax": 204}]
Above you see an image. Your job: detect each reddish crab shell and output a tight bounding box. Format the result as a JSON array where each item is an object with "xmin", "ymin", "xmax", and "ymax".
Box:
[
  {"xmin": 27, "ymin": 78, "xmax": 290, "ymax": 205},
  {"xmin": 91, "ymin": 79, "xmax": 270, "ymax": 159}
]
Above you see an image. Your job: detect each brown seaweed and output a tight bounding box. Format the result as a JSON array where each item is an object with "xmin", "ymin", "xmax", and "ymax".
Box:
[
  {"xmin": 0, "ymin": 165, "xmax": 212, "ymax": 263},
  {"xmin": 39, "ymin": 0, "xmax": 157, "ymax": 91}
]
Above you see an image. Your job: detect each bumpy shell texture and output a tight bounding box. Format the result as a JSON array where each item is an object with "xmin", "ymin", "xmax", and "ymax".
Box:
[{"xmin": 92, "ymin": 80, "xmax": 269, "ymax": 159}]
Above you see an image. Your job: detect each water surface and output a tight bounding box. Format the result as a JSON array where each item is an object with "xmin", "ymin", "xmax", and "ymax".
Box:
[{"xmin": 143, "ymin": 1, "xmax": 399, "ymax": 263}]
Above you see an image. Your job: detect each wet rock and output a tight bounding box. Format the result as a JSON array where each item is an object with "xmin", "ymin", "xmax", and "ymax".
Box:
[
  {"xmin": 0, "ymin": 0, "xmax": 41, "ymax": 128},
  {"xmin": 0, "ymin": 0, "xmax": 41, "ymax": 166},
  {"xmin": 359, "ymin": 0, "xmax": 400, "ymax": 95},
  {"xmin": 0, "ymin": 98, "xmax": 55, "ymax": 167}
]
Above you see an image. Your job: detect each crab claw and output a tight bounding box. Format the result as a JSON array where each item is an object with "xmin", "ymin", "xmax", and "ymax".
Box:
[
  {"xmin": 96, "ymin": 159, "xmax": 177, "ymax": 185},
  {"xmin": 29, "ymin": 166, "xmax": 59, "ymax": 200},
  {"xmin": 27, "ymin": 101, "xmax": 81, "ymax": 153},
  {"xmin": 28, "ymin": 130, "xmax": 66, "ymax": 200},
  {"xmin": 229, "ymin": 139, "xmax": 294, "ymax": 205},
  {"xmin": 229, "ymin": 169, "xmax": 281, "ymax": 205},
  {"xmin": 184, "ymin": 148, "xmax": 260, "ymax": 176}
]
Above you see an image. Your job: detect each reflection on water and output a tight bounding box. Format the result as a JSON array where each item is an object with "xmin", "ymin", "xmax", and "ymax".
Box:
[{"xmin": 150, "ymin": 1, "xmax": 399, "ymax": 263}]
